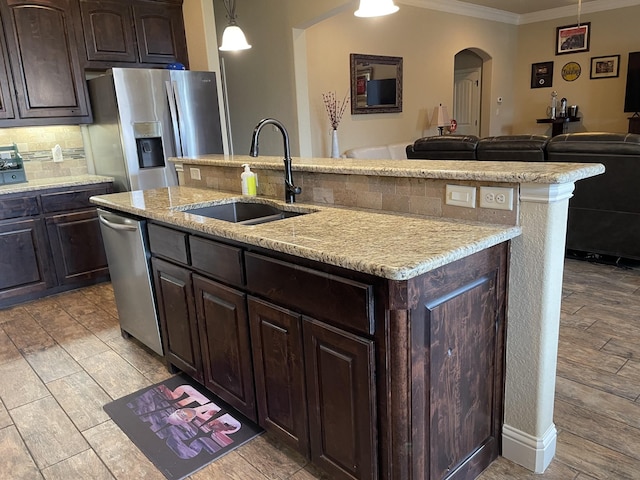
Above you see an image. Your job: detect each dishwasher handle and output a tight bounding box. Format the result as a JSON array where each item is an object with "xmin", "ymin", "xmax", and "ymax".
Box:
[{"xmin": 98, "ymin": 214, "xmax": 139, "ymax": 232}]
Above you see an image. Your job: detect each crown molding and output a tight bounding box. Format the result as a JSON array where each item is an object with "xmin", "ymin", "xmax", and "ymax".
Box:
[
  {"xmin": 519, "ymin": 0, "xmax": 640, "ymax": 24},
  {"xmin": 399, "ymin": 0, "xmax": 640, "ymax": 25},
  {"xmin": 399, "ymin": 0, "xmax": 519, "ymax": 24}
]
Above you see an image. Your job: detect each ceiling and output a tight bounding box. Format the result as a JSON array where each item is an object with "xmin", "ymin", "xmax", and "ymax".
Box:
[{"xmin": 455, "ymin": 0, "xmax": 597, "ymax": 15}]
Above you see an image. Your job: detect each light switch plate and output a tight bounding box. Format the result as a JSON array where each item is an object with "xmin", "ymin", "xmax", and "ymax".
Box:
[{"xmin": 446, "ymin": 185, "xmax": 476, "ymax": 208}]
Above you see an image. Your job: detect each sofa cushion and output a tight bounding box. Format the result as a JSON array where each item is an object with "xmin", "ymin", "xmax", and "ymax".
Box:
[
  {"xmin": 476, "ymin": 135, "xmax": 549, "ymax": 162},
  {"xmin": 406, "ymin": 135, "xmax": 479, "ymax": 160}
]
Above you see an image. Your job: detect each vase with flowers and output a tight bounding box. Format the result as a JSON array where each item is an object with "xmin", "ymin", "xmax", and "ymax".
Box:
[{"xmin": 322, "ymin": 91, "xmax": 349, "ymax": 158}]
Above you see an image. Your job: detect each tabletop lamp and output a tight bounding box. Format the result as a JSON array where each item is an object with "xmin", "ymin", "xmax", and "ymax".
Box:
[{"xmin": 431, "ymin": 104, "xmax": 450, "ymax": 135}]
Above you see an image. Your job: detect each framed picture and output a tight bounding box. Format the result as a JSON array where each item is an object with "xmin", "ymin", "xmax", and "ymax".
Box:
[
  {"xmin": 531, "ymin": 61, "xmax": 554, "ymax": 88},
  {"xmin": 556, "ymin": 22, "xmax": 590, "ymax": 55},
  {"xmin": 590, "ymin": 55, "xmax": 620, "ymax": 79}
]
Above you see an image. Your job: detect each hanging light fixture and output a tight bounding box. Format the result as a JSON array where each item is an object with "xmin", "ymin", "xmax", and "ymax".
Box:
[
  {"xmin": 354, "ymin": 0, "xmax": 399, "ymax": 18},
  {"xmin": 219, "ymin": 0, "xmax": 251, "ymax": 51}
]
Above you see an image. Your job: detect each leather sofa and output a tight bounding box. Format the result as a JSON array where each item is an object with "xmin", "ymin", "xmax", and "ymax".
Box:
[
  {"xmin": 546, "ymin": 132, "xmax": 640, "ymax": 262},
  {"xmin": 405, "ymin": 132, "xmax": 640, "ymax": 262}
]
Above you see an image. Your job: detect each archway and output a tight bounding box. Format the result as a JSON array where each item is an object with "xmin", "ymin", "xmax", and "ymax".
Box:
[{"xmin": 453, "ymin": 48, "xmax": 492, "ymax": 137}]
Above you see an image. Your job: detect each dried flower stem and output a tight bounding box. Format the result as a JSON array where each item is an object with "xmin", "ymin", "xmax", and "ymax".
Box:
[{"xmin": 322, "ymin": 91, "xmax": 349, "ymax": 130}]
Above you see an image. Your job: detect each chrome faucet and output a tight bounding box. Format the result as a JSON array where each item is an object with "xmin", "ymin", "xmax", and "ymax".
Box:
[{"xmin": 249, "ymin": 118, "xmax": 301, "ymax": 203}]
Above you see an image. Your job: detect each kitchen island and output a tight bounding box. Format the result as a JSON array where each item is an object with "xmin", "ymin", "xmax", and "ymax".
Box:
[
  {"xmin": 92, "ymin": 153, "xmax": 602, "ymax": 479},
  {"xmin": 169, "ymin": 154, "xmax": 604, "ymax": 475},
  {"xmin": 92, "ymin": 185, "xmax": 519, "ymax": 480}
]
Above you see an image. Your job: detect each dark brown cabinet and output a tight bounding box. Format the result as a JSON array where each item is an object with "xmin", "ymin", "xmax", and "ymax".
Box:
[
  {"xmin": 0, "ymin": 0, "xmax": 91, "ymax": 125},
  {"xmin": 0, "ymin": 182, "xmax": 112, "ymax": 308},
  {"xmin": 79, "ymin": 0, "xmax": 188, "ymax": 69},
  {"xmin": 147, "ymin": 220, "xmax": 509, "ymax": 480},
  {"xmin": 248, "ymin": 297, "xmax": 308, "ymax": 455},
  {"xmin": 194, "ymin": 275, "xmax": 255, "ymax": 421},
  {"xmin": 152, "ymin": 257, "xmax": 202, "ymax": 381},
  {"xmin": 46, "ymin": 209, "xmax": 109, "ymax": 286},
  {"xmin": 303, "ymin": 316, "xmax": 377, "ymax": 480},
  {"xmin": 79, "ymin": 0, "xmax": 137, "ymax": 63},
  {"xmin": 0, "ymin": 217, "xmax": 53, "ymax": 300}
]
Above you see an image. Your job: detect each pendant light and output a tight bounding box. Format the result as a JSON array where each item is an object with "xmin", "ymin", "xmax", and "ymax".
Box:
[
  {"xmin": 219, "ymin": 0, "xmax": 251, "ymax": 51},
  {"xmin": 355, "ymin": 0, "xmax": 399, "ymax": 17}
]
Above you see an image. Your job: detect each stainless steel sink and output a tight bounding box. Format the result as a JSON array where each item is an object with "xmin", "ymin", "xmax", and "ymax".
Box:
[{"xmin": 179, "ymin": 201, "xmax": 311, "ymax": 225}]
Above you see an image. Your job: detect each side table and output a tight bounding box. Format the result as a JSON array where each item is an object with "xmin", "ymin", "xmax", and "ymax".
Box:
[{"xmin": 536, "ymin": 117, "xmax": 580, "ymax": 137}]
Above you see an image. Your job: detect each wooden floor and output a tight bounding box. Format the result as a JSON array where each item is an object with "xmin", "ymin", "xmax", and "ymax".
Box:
[{"xmin": 0, "ymin": 258, "xmax": 639, "ymax": 479}]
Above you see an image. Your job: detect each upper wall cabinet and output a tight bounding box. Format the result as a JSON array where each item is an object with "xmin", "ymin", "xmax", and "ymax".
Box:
[
  {"xmin": 79, "ymin": 0, "xmax": 189, "ymax": 69},
  {"xmin": 0, "ymin": 0, "xmax": 92, "ymax": 125}
]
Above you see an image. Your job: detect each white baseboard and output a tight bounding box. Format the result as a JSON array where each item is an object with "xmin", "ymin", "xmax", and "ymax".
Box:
[{"xmin": 502, "ymin": 423, "xmax": 557, "ymax": 473}]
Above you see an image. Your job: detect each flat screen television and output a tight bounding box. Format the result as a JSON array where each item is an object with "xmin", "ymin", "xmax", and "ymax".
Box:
[{"xmin": 624, "ymin": 51, "xmax": 640, "ymax": 114}]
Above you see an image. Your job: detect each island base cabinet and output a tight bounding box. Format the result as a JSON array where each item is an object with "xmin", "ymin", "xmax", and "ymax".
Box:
[
  {"xmin": 248, "ymin": 296, "xmax": 309, "ymax": 456},
  {"xmin": 194, "ymin": 274, "xmax": 256, "ymax": 423},
  {"xmin": 303, "ymin": 317, "xmax": 377, "ymax": 480},
  {"xmin": 152, "ymin": 257, "xmax": 202, "ymax": 382}
]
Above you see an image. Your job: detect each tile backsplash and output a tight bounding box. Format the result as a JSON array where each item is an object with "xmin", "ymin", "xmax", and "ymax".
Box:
[{"xmin": 1, "ymin": 125, "xmax": 88, "ymax": 179}]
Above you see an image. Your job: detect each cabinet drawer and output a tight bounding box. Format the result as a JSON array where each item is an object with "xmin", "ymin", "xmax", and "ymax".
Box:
[
  {"xmin": 189, "ymin": 236, "xmax": 244, "ymax": 288},
  {"xmin": 245, "ymin": 252, "xmax": 374, "ymax": 335},
  {"xmin": 0, "ymin": 195, "xmax": 39, "ymax": 220},
  {"xmin": 148, "ymin": 223, "xmax": 189, "ymax": 265},
  {"xmin": 40, "ymin": 186, "xmax": 112, "ymax": 213}
]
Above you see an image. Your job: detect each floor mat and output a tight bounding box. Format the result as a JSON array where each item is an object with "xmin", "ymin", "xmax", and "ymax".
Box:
[{"xmin": 104, "ymin": 374, "xmax": 263, "ymax": 480}]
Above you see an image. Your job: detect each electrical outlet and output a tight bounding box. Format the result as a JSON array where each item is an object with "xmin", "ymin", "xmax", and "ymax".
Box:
[
  {"xmin": 445, "ymin": 184, "xmax": 476, "ymax": 208},
  {"xmin": 479, "ymin": 186, "xmax": 514, "ymax": 210},
  {"xmin": 190, "ymin": 167, "xmax": 201, "ymax": 180}
]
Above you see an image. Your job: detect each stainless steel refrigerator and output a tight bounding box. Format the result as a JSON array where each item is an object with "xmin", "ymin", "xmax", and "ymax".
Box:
[{"xmin": 85, "ymin": 68, "xmax": 224, "ymax": 192}]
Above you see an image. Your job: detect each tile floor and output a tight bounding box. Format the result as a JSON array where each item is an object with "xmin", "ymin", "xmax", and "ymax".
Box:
[{"xmin": 0, "ymin": 258, "xmax": 639, "ymax": 479}]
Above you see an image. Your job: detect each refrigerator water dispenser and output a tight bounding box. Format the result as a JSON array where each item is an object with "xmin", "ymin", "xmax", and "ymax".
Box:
[{"xmin": 133, "ymin": 122, "xmax": 165, "ymax": 169}]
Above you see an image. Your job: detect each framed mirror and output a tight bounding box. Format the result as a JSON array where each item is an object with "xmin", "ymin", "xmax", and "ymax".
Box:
[{"xmin": 350, "ymin": 53, "xmax": 403, "ymax": 114}]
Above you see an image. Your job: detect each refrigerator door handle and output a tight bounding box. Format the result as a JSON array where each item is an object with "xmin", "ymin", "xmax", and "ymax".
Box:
[{"xmin": 166, "ymin": 80, "xmax": 183, "ymax": 157}]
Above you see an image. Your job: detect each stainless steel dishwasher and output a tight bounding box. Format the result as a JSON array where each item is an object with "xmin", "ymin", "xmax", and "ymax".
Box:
[{"xmin": 97, "ymin": 208, "xmax": 163, "ymax": 355}]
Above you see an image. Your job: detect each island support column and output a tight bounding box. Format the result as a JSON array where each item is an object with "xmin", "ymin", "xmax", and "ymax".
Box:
[{"xmin": 501, "ymin": 182, "xmax": 575, "ymax": 473}]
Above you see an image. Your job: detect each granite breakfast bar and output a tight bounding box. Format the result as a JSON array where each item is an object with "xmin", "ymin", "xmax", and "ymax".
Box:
[{"xmin": 91, "ymin": 155, "xmax": 601, "ymax": 479}]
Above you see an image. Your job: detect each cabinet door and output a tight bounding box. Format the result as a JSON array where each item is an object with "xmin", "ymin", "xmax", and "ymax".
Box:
[
  {"xmin": 1, "ymin": 0, "xmax": 90, "ymax": 120},
  {"xmin": 45, "ymin": 209, "xmax": 109, "ymax": 286},
  {"xmin": 79, "ymin": 0, "xmax": 137, "ymax": 63},
  {"xmin": 303, "ymin": 317, "xmax": 377, "ymax": 480},
  {"xmin": 0, "ymin": 217, "xmax": 54, "ymax": 302},
  {"xmin": 152, "ymin": 257, "xmax": 202, "ymax": 382},
  {"xmin": 248, "ymin": 296, "xmax": 308, "ymax": 456},
  {"xmin": 193, "ymin": 274, "xmax": 256, "ymax": 422},
  {"xmin": 0, "ymin": 19, "xmax": 15, "ymax": 119},
  {"xmin": 132, "ymin": 1, "xmax": 188, "ymax": 66}
]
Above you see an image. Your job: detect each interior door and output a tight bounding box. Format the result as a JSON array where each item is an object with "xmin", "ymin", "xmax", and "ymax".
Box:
[{"xmin": 453, "ymin": 68, "xmax": 481, "ymax": 136}]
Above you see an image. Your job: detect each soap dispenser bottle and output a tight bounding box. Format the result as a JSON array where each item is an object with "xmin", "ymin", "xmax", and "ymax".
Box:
[{"xmin": 241, "ymin": 164, "xmax": 257, "ymax": 196}]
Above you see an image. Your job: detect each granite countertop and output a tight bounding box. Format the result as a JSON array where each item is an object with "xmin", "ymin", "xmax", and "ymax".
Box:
[
  {"xmin": 90, "ymin": 186, "xmax": 521, "ymax": 281},
  {"xmin": 0, "ymin": 175, "xmax": 114, "ymax": 195},
  {"xmin": 170, "ymin": 154, "xmax": 604, "ymax": 184}
]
